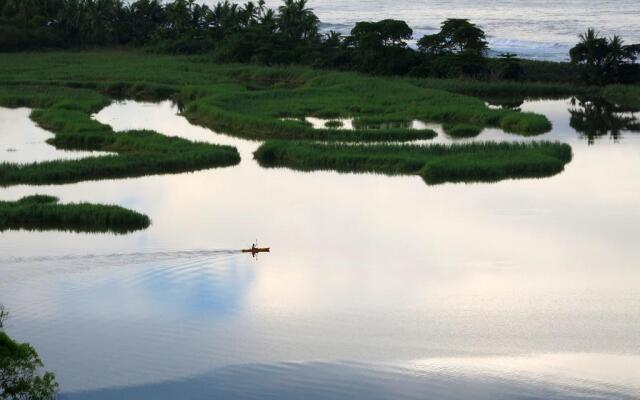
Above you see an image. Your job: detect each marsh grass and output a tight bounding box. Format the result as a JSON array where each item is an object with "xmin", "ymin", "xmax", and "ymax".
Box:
[
  {"xmin": 254, "ymin": 141, "xmax": 573, "ymax": 184},
  {"xmin": 443, "ymin": 123, "xmax": 483, "ymax": 138},
  {"xmin": 185, "ymin": 71, "xmax": 554, "ymax": 137},
  {"xmin": 0, "ymin": 51, "xmax": 592, "ymax": 188},
  {"xmin": 499, "ymin": 112, "xmax": 553, "ymax": 136},
  {"xmin": 0, "ymin": 86, "xmax": 240, "ymax": 186},
  {"xmin": 0, "ymin": 51, "xmax": 562, "ymax": 142},
  {"xmin": 0, "ymin": 195, "xmax": 150, "ymax": 233},
  {"xmin": 411, "ymin": 77, "xmax": 597, "ymax": 98},
  {"xmin": 601, "ymin": 85, "xmax": 640, "ymax": 109}
]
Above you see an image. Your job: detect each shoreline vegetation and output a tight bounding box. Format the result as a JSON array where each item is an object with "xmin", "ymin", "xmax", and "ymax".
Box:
[
  {"xmin": 1, "ymin": 50, "xmax": 635, "ymax": 190},
  {"xmin": 0, "ymin": 52, "xmax": 562, "ymax": 137},
  {"xmin": 254, "ymin": 141, "xmax": 573, "ymax": 184},
  {"xmin": 601, "ymin": 85, "xmax": 640, "ymax": 109},
  {"xmin": 1, "ymin": 305, "xmax": 58, "ymax": 400},
  {"xmin": 0, "ymin": 1, "xmax": 638, "ymax": 232},
  {"xmin": 0, "ymin": 195, "xmax": 151, "ymax": 233},
  {"xmin": 0, "ymin": 84, "xmax": 241, "ymax": 186},
  {"xmin": 443, "ymin": 123, "xmax": 483, "ymax": 138},
  {"xmin": 0, "ymin": 1, "xmax": 638, "ymax": 86}
]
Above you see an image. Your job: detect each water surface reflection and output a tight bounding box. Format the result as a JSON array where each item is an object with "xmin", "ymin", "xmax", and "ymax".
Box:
[
  {"xmin": 1, "ymin": 98, "xmax": 639, "ymax": 398},
  {"xmin": 569, "ymin": 97, "xmax": 640, "ymax": 143},
  {"xmin": 0, "ymin": 107, "xmax": 110, "ymax": 164}
]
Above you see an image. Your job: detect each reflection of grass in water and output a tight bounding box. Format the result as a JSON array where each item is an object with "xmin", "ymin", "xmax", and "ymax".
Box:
[
  {"xmin": 353, "ymin": 117, "xmax": 413, "ymax": 129},
  {"xmin": 325, "ymin": 120, "xmax": 343, "ymax": 129},
  {"xmin": 255, "ymin": 141, "xmax": 572, "ymax": 184},
  {"xmin": 443, "ymin": 123, "xmax": 483, "ymax": 138},
  {"xmin": 0, "ymin": 85, "xmax": 240, "ymax": 186},
  {"xmin": 0, "ymin": 195, "xmax": 150, "ymax": 234}
]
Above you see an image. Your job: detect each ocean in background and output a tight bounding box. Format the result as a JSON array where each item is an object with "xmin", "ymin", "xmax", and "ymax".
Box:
[{"xmin": 198, "ymin": 0, "xmax": 640, "ymax": 61}]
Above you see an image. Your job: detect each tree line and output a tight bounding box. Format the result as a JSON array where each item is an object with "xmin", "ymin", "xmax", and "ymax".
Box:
[{"xmin": 1, "ymin": 0, "xmax": 639, "ymax": 84}]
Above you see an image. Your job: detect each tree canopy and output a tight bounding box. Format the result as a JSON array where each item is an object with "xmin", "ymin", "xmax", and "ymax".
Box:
[
  {"xmin": 349, "ymin": 19, "xmax": 412, "ymax": 49},
  {"xmin": 570, "ymin": 28, "xmax": 640, "ymax": 84},
  {"xmin": 1, "ymin": 306, "xmax": 58, "ymax": 400},
  {"xmin": 0, "ymin": 1, "xmax": 638, "ymax": 83},
  {"xmin": 417, "ymin": 19, "xmax": 488, "ymax": 55}
]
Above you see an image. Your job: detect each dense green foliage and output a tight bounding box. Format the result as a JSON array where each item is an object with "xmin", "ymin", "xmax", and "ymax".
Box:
[
  {"xmin": 0, "ymin": 51, "xmax": 557, "ymax": 142},
  {"xmin": 570, "ymin": 29, "xmax": 640, "ymax": 85},
  {"xmin": 443, "ymin": 123, "xmax": 483, "ymax": 138},
  {"xmin": 1, "ymin": 0, "xmax": 637, "ymax": 84},
  {"xmin": 0, "ymin": 51, "xmax": 581, "ymax": 191},
  {"xmin": 1, "ymin": 308, "xmax": 58, "ymax": 400},
  {"xmin": 255, "ymin": 141, "xmax": 573, "ymax": 184},
  {"xmin": 183, "ymin": 71, "xmax": 550, "ymax": 137},
  {"xmin": 0, "ymin": 195, "xmax": 151, "ymax": 233},
  {"xmin": 414, "ymin": 19, "xmax": 488, "ymax": 78}
]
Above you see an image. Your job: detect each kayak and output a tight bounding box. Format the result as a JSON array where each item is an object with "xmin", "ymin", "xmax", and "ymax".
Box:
[{"xmin": 242, "ymin": 247, "xmax": 270, "ymax": 253}]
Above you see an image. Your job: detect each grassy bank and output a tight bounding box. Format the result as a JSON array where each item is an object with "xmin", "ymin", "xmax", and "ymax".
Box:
[
  {"xmin": 0, "ymin": 195, "xmax": 150, "ymax": 233},
  {"xmin": 184, "ymin": 69, "xmax": 554, "ymax": 137},
  {"xmin": 443, "ymin": 123, "xmax": 483, "ymax": 138},
  {"xmin": 255, "ymin": 141, "xmax": 572, "ymax": 184},
  {"xmin": 0, "ymin": 51, "xmax": 561, "ymax": 139},
  {"xmin": 0, "ymin": 50, "xmax": 599, "ymax": 190},
  {"xmin": 411, "ymin": 76, "xmax": 597, "ymax": 99},
  {"xmin": 601, "ymin": 85, "xmax": 640, "ymax": 109},
  {"xmin": 0, "ymin": 85, "xmax": 240, "ymax": 186}
]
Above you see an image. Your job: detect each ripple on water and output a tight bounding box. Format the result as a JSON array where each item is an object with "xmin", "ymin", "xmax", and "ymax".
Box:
[
  {"xmin": 65, "ymin": 356, "xmax": 640, "ymax": 400},
  {"xmin": 1, "ymin": 249, "xmax": 259, "ymax": 390},
  {"xmin": 3, "ymin": 97, "xmax": 640, "ymax": 397}
]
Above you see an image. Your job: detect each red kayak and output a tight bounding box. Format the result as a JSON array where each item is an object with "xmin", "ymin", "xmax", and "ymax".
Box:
[{"xmin": 242, "ymin": 247, "xmax": 270, "ymax": 254}]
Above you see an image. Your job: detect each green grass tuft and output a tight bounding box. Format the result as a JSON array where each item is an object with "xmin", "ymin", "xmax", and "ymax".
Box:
[
  {"xmin": 254, "ymin": 141, "xmax": 573, "ymax": 185},
  {"xmin": 499, "ymin": 112, "xmax": 553, "ymax": 136},
  {"xmin": 0, "ymin": 195, "xmax": 150, "ymax": 234},
  {"xmin": 443, "ymin": 123, "xmax": 483, "ymax": 138}
]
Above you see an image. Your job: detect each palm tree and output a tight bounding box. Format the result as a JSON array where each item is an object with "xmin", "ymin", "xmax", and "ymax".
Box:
[
  {"xmin": 571, "ymin": 28, "xmax": 609, "ymax": 67},
  {"xmin": 570, "ymin": 28, "xmax": 640, "ymax": 84},
  {"xmin": 129, "ymin": 0, "xmax": 165, "ymax": 44},
  {"xmin": 276, "ymin": 0, "xmax": 319, "ymax": 42},
  {"xmin": 210, "ymin": 0, "xmax": 241, "ymax": 36},
  {"xmin": 57, "ymin": 0, "xmax": 87, "ymax": 45},
  {"xmin": 164, "ymin": 0, "xmax": 196, "ymax": 38},
  {"xmin": 324, "ymin": 30, "xmax": 342, "ymax": 48}
]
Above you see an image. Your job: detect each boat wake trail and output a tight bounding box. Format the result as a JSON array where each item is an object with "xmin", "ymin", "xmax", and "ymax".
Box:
[{"xmin": 0, "ymin": 249, "xmax": 243, "ymax": 267}]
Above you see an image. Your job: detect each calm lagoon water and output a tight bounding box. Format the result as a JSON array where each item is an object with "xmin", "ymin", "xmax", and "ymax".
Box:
[
  {"xmin": 0, "ymin": 107, "xmax": 111, "ymax": 164},
  {"xmin": 200, "ymin": 0, "xmax": 640, "ymax": 61},
  {"xmin": 1, "ymin": 98, "xmax": 640, "ymax": 398}
]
